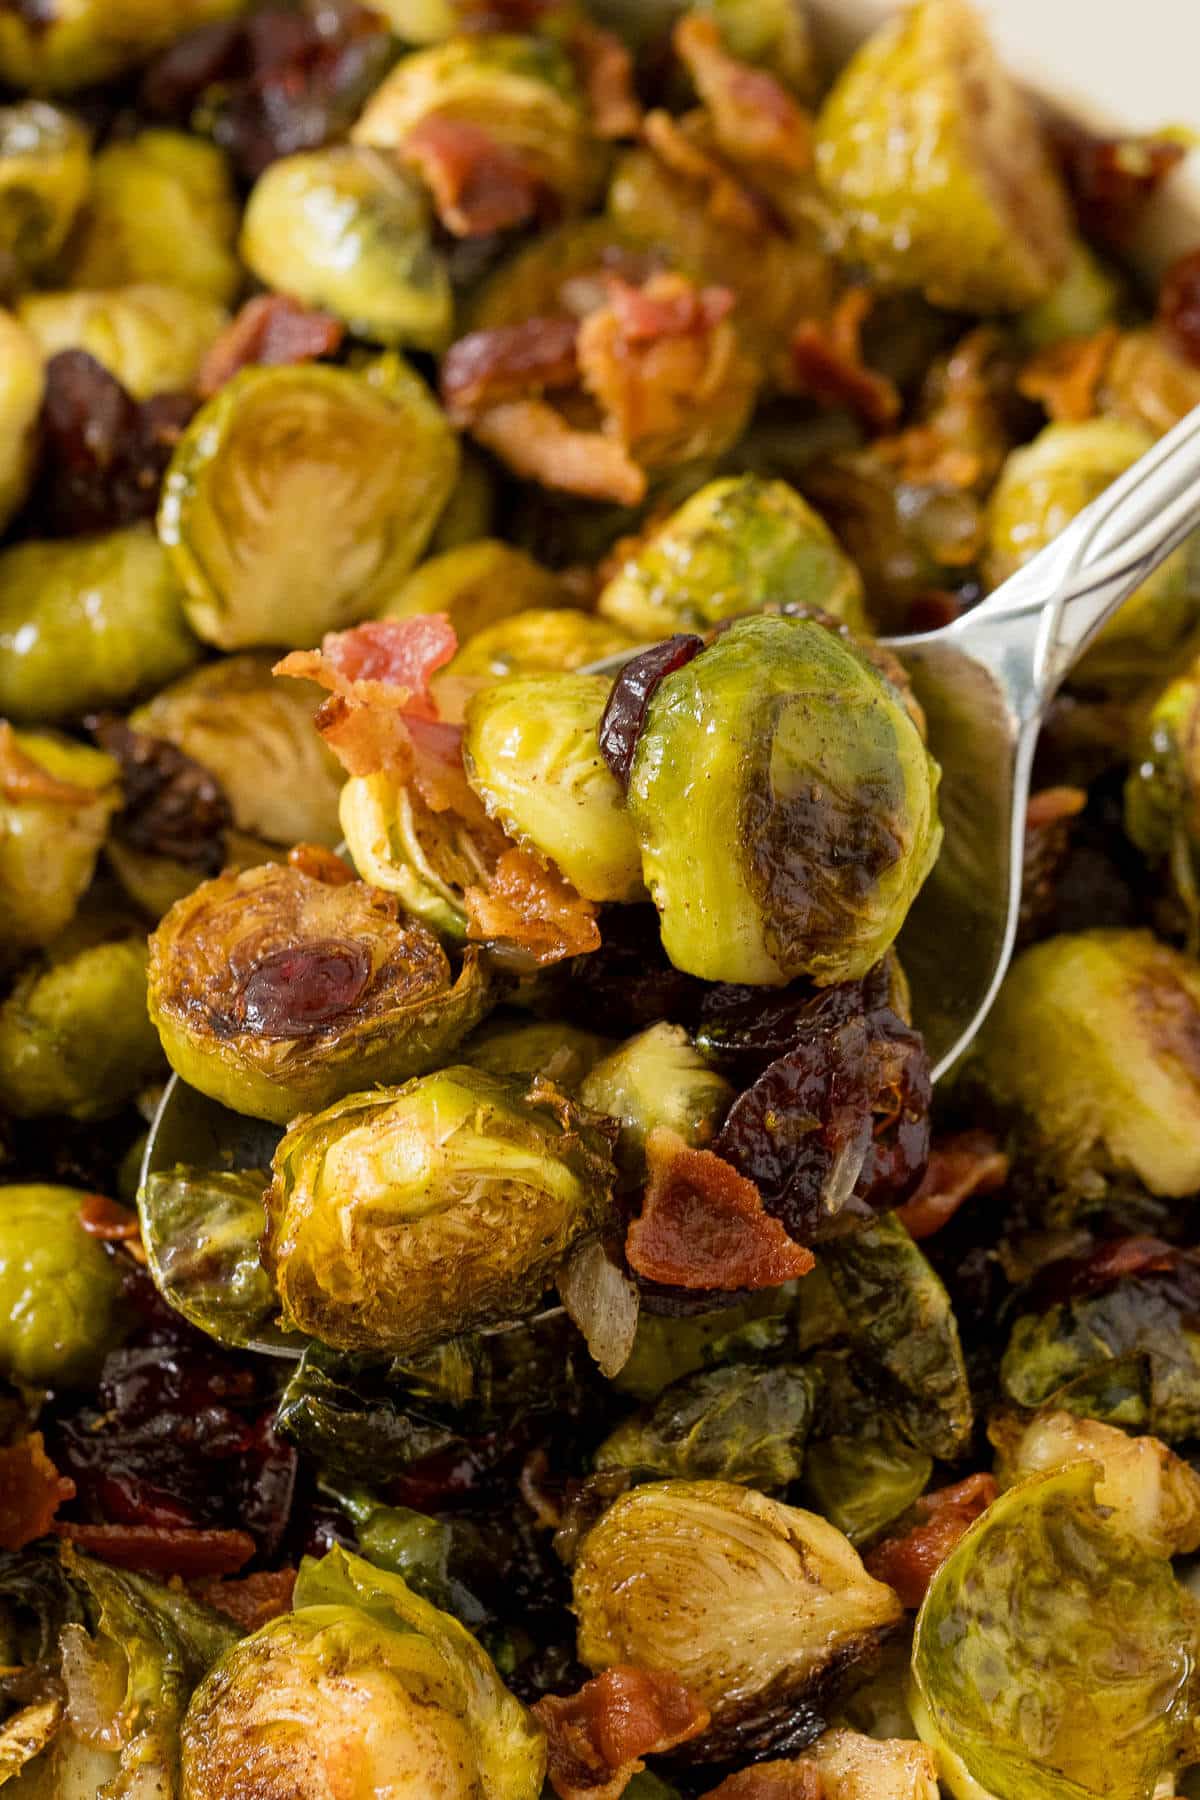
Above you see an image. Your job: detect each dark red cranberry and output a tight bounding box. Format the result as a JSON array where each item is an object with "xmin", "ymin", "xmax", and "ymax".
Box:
[
  {"xmin": 1159, "ymin": 246, "xmax": 1200, "ymax": 367},
  {"xmin": 597, "ymin": 635, "xmax": 704, "ymax": 788},
  {"xmin": 233, "ymin": 941, "xmax": 373, "ymax": 1038},
  {"xmin": 1052, "ymin": 123, "xmax": 1186, "ymax": 248},
  {"xmin": 89, "ymin": 715, "xmax": 232, "ymax": 874}
]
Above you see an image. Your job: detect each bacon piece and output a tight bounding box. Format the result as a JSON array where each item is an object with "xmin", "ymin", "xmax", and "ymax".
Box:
[
  {"xmin": 641, "ymin": 109, "xmax": 769, "ymax": 236},
  {"xmin": 626, "ymin": 1128, "xmax": 816, "ymax": 1291},
  {"xmin": 896, "ymin": 1131, "xmax": 1009, "ymax": 1241},
  {"xmin": 1018, "ymin": 326, "xmax": 1120, "ymax": 422},
  {"xmin": 790, "ymin": 289, "xmax": 901, "ymax": 432},
  {"xmin": 673, "ymin": 14, "xmax": 811, "ymax": 173},
  {"xmin": 189, "ymin": 1567, "xmax": 297, "ymax": 1630},
  {"xmin": 198, "ymin": 293, "xmax": 344, "ymax": 398},
  {"xmin": 0, "ymin": 721, "xmax": 102, "ymax": 806},
  {"xmin": 472, "ymin": 399, "xmax": 647, "ymax": 506},
  {"xmin": 275, "ymin": 616, "xmax": 458, "ymax": 778},
  {"xmin": 571, "ymin": 20, "xmax": 642, "ymax": 140},
  {"xmin": 865, "ymin": 1474, "xmax": 998, "ymax": 1609},
  {"xmin": 534, "ymin": 1667, "xmax": 711, "ymax": 1800},
  {"xmin": 703, "ymin": 1764, "xmax": 824, "ymax": 1800},
  {"xmin": 441, "ymin": 317, "xmax": 581, "ymax": 423},
  {"xmin": 0, "ymin": 1435, "xmax": 76, "ymax": 1552},
  {"xmin": 286, "ymin": 842, "xmax": 355, "ymax": 885},
  {"xmin": 404, "ymin": 115, "xmax": 544, "ymax": 237},
  {"xmin": 604, "ymin": 274, "xmax": 734, "ymax": 342},
  {"xmin": 56, "ymin": 1522, "xmax": 256, "ymax": 1577},
  {"xmin": 78, "ymin": 1194, "xmax": 140, "ymax": 1241},
  {"xmin": 465, "ymin": 844, "xmax": 601, "ymax": 965}
]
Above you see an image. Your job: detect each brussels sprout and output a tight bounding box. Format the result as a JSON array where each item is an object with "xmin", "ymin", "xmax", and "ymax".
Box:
[
  {"xmin": 986, "ymin": 420, "xmax": 1198, "ymax": 690},
  {"xmin": 18, "ymin": 282, "xmax": 228, "ymax": 399},
  {"xmin": 579, "ymin": 1023, "xmax": 733, "ymax": 1187},
  {"xmin": 627, "ymin": 615, "xmax": 942, "ymax": 986},
  {"xmin": 0, "ymin": 0, "xmax": 244, "ymax": 92},
  {"xmin": 797, "ymin": 1352, "xmax": 933, "ymax": 1548},
  {"xmin": 615, "ymin": 1289, "xmax": 798, "ymax": 1402},
  {"xmin": 462, "ymin": 1014, "xmax": 614, "ymax": 1091},
  {"xmin": 573, "ymin": 1480, "xmax": 903, "ymax": 1745},
  {"xmin": 1124, "ymin": 653, "xmax": 1200, "ymax": 919},
  {"xmin": 911, "ymin": 1464, "xmax": 1200, "ymax": 1800},
  {"xmin": 241, "ymin": 146, "xmax": 451, "ymax": 351},
  {"xmin": 0, "ymin": 102, "xmax": 90, "ymax": 292},
  {"xmin": 801, "ymin": 1729, "xmax": 940, "ymax": 1800},
  {"xmin": 379, "ymin": 540, "xmax": 564, "ymax": 642},
  {"xmin": 64, "ymin": 129, "xmax": 240, "ymax": 306},
  {"xmin": 0, "ymin": 931, "xmax": 161, "ymax": 1120},
  {"xmin": 464, "ymin": 672, "xmax": 643, "ymax": 904},
  {"xmin": 690, "ymin": 0, "xmax": 817, "ymax": 97},
  {"xmin": 0, "ymin": 1185, "xmax": 125, "ymax": 1386},
  {"xmin": 182, "ymin": 1545, "xmax": 545, "ymax": 1800},
  {"xmin": 106, "ymin": 827, "xmax": 281, "ymax": 926},
  {"xmin": 466, "ymin": 217, "xmax": 648, "ymax": 333},
  {"xmin": 991, "ymin": 1411, "xmax": 1200, "ymax": 1558},
  {"xmin": 446, "ymin": 610, "xmax": 641, "ymax": 687},
  {"xmin": 1019, "ymin": 241, "xmax": 1122, "ymax": 350},
  {"xmin": 0, "ymin": 311, "xmax": 44, "ymax": 536},
  {"xmin": 597, "ymin": 476, "xmax": 868, "ymax": 639},
  {"xmin": 277, "ymin": 1341, "xmax": 471, "ymax": 1480},
  {"xmin": 131, "ymin": 654, "xmax": 345, "ymax": 850},
  {"xmin": 429, "ymin": 448, "xmax": 496, "ymax": 551},
  {"xmin": 158, "ymin": 357, "xmax": 459, "ymax": 649},
  {"xmin": 813, "ymin": 0, "xmax": 1072, "ymax": 312},
  {"xmin": 0, "ymin": 727, "xmax": 120, "ymax": 957},
  {"xmin": 967, "ymin": 930, "xmax": 1200, "ymax": 1202},
  {"xmin": 265, "ymin": 1065, "xmax": 616, "ymax": 1354},
  {"xmin": 148, "ymin": 862, "xmax": 494, "ymax": 1125},
  {"xmin": 595, "ymin": 1362, "xmax": 817, "ymax": 1489},
  {"xmin": 338, "ymin": 769, "xmax": 482, "ymax": 938},
  {"xmin": 0, "ymin": 526, "xmax": 199, "ymax": 722},
  {"xmin": 368, "ymin": 0, "xmax": 456, "ymax": 41}
]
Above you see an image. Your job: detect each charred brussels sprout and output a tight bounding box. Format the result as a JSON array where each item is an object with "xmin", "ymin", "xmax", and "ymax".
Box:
[
  {"xmin": 0, "ymin": 1185, "xmax": 125, "ymax": 1385},
  {"xmin": 65, "ymin": 129, "xmax": 240, "ymax": 305},
  {"xmin": 158, "ymin": 357, "xmax": 459, "ymax": 649},
  {"xmin": 615, "ymin": 1287, "xmax": 797, "ymax": 1401},
  {"xmin": 573, "ymin": 1480, "xmax": 902, "ymax": 1749},
  {"xmin": 595, "ymin": 1363, "xmax": 818, "ymax": 1489},
  {"xmin": 147, "ymin": 862, "xmax": 494, "ymax": 1125},
  {"xmin": 627, "ymin": 615, "xmax": 942, "ymax": 986},
  {"xmin": 911, "ymin": 1464, "xmax": 1200, "ymax": 1800},
  {"xmin": 814, "ymin": 0, "xmax": 1072, "ymax": 312},
  {"xmin": 379, "ymin": 540, "xmax": 564, "ymax": 642},
  {"xmin": 0, "ymin": 728, "xmax": 120, "ymax": 957},
  {"xmin": 0, "ymin": 101, "xmax": 90, "ymax": 292},
  {"xmin": 462, "ymin": 1014, "xmax": 614, "ymax": 1091},
  {"xmin": 968, "ymin": 930, "xmax": 1200, "ymax": 1202},
  {"xmin": 181, "ymin": 1546, "xmax": 546, "ymax": 1800},
  {"xmin": 797, "ymin": 1352, "xmax": 933, "ymax": 1548},
  {"xmin": 446, "ymin": 611, "xmax": 640, "ymax": 687},
  {"xmin": 464, "ymin": 673, "xmax": 643, "ymax": 903},
  {"xmin": 18, "ymin": 282, "xmax": 228, "ymax": 399},
  {"xmin": 0, "ymin": 0, "xmax": 244, "ymax": 92},
  {"xmin": 1125, "ymin": 653, "xmax": 1200, "ymax": 921},
  {"xmin": 338, "ymin": 769, "xmax": 481, "ymax": 938},
  {"xmin": 0, "ymin": 527, "xmax": 199, "ymax": 722},
  {"xmin": 264, "ymin": 1065, "xmax": 616, "ymax": 1353},
  {"xmin": 0, "ymin": 309, "xmax": 44, "ymax": 533},
  {"xmin": 241, "ymin": 147, "xmax": 451, "ymax": 351},
  {"xmin": 138, "ymin": 1165, "xmax": 288, "ymax": 1352},
  {"xmin": 579, "ymin": 1023, "xmax": 733, "ymax": 1186},
  {"xmin": 597, "ymin": 477, "xmax": 868, "ymax": 639}
]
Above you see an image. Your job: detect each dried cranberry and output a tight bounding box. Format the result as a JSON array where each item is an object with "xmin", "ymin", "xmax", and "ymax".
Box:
[
  {"xmin": 695, "ymin": 966, "xmax": 895, "ymax": 1078},
  {"xmin": 598, "ymin": 635, "xmax": 704, "ymax": 788},
  {"xmin": 89, "ymin": 715, "xmax": 232, "ymax": 874},
  {"xmin": 233, "ymin": 941, "xmax": 373, "ymax": 1038},
  {"xmin": 543, "ymin": 905, "xmax": 708, "ymax": 1038},
  {"xmin": 1158, "ymin": 246, "xmax": 1200, "ymax": 367},
  {"xmin": 1028, "ymin": 1236, "xmax": 1185, "ymax": 1310},
  {"xmin": 1052, "ymin": 122, "xmax": 1186, "ymax": 248}
]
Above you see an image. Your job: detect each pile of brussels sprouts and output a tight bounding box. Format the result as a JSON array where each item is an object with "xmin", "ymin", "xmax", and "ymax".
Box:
[{"xmin": 5, "ymin": 1, "xmax": 1200, "ymax": 1797}]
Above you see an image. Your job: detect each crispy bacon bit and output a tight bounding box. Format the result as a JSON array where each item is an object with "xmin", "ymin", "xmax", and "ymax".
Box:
[
  {"xmin": 896, "ymin": 1131, "xmax": 1009, "ymax": 1241},
  {"xmin": 1018, "ymin": 326, "xmax": 1119, "ymax": 421},
  {"xmin": 626, "ymin": 1128, "xmax": 816, "ymax": 1291},
  {"xmin": 604, "ymin": 274, "xmax": 734, "ymax": 342},
  {"xmin": 865, "ymin": 1475, "xmax": 998, "ymax": 1609},
  {"xmin": 473, "ymin": 399, "xmax": 648, "ymax": 506},
  {"xmin": 790, "ymin": 289, "xmax": 901, "ymax": 432},
  {"xmin": 0, "ymin": 1435, "xmax": 76, "ymax": 1552},
  {"xmin": 403, "ymin": 115, "xmax": 545, "ymax": 237},
  {"xmin": 641, "ymin": 109, "xmax": 769, "ymax": 236},
  {"xmin": 198, "ymin": 294, "xmax": 344, "ymax": 398},
  {"xmin": 441, "ymin": 317, "xmax": 581, "ymax": 423},
  {"xmin": 288, "ymin": 842, "xmax": 355, "ymax": 885},
  {"xmin": 78, "ymin": 1194, "xmax": 140, "ymax": 1241},
  {"xmin": 466, "ymin": 845, "xmax": 601, "ymax": 966},
  {"xmin": 275, "ymin": 616, "xmax": 458, "ymax": 778},
  {"xmin": 570, "ymin": 21, "xmax": 642, "ymax": 140},
  {"xmin": 55, "ymin": 1523, "xmax": 257, "ymax": 1577},
  {"xmin": 674, "ymin": 14, "xmax": 811, "ymax": 173},
  {"xmin": 1158, "ymin": 246, "xmax": 1200, "ymax": 368},
  {"xmin": 88, "ymin": 715, "xmax": 232, "ymax": 874},
  {"xmin": 1052, "ymin": 123, "xmax": 1187, "ymax": 249},
  {"xmin": 0, "ymin": 721, "xmax": 100, "ymax": 806},
  {"xmin": 703, "ymin": 1763, "xmax": 824, "ymax": 1800},
  {"xmin": 189, "ymin": 1567, "xmax": 297, "ymax": 1631},
  {"xmin": 535, "ymin": 1667, "xmax": 711, "ymax": 1800}
]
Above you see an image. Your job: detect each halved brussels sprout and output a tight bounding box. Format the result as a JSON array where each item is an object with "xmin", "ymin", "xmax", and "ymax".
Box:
[
  {"xmin": 814, "ymin": 0, "xmax": 1072, "ymax": 312},
  {"xmin": 0, "ymin": 1185, "xmax": 126, "ymax": 1386},
  {"xmin": 241, "ymin": 146, "xmax": 452, "ymax": 351},
  {"xmin": 0, "ymin": 101, "xmax": 90, "ymax": 292},
  {"xmin": 627, "ymin": 614, "xmax": 942, "ymax": 986},
  {"xmin": 0, "ymin": 931, "xmax": 161, "ymax": 1120},
  {"xmin": 379, "ymin": 540, "xmax": 564, "ymax": 642},
  {"xmin": 691, "ymin": 0, "xmax": 817, "ymax": 97},
  {"xmin": 597, "ymin": 476, "xmax": 868, "ymax": 639},
  {"xmin": 573, "ymin": 1480, "xmax": 903, "ymax": 1746},
  {"xmin": 464, "ymin": 672, "xmax": 644, "ymax": 904},
  {"xmin": 0, "ymin": 0, "xmax": 244, "ymax": 92},
  {"xmin": 0, "ymin": 728, "xmax": 120, "ymax": 957},
  {"xmin": 1019, "ymin": 241, "xmax": 1122, "ymax": 350},
  {"xmin": 0, "ymin": 526, "xmax": 199, "ymax": 722},
  {"xmin": 182, "ymin": 1546, "xmax": 545, "ymax": 1800},
  {"xmin": 579, "ymin": 1023, "xmax": 733, "ymax": 1187},
  {"xmin": 986, "ymin": 420, "xmax": 1199, "ymax": 690},
  {"xmin": 967, "ymin": 930, "xmax": 1200, "ymax": 1202},
  {"xmin": 462, "ymin": 1014, "xmax": 614, "ymax": 1092},
  {"xmin": 18, "ymin": 282, "xmax": 228, "ymax": 399},
  {"xmin": 0, "ymin": 309, "xmax": 44, "ymax": 534},
  {"xmin": 339, "ymin": 769, "xmax": 484, "ymax": 939},
  {"xmin": 65, "ymin": 129, "xmax": 240, "ymax": 306},
  {"xmin": 445, "ymin": 610, "xmax": 641, "ymax": 689},
  {"xmin": 798, "ymin": 1357, "xmax": 933, "ymax": 1548},
  {"xmin": 131, "ymin": 653, "xmax": 345, "ymax": 850},
  {"xmin": 595, "ymin": 1362, "xmax": 817, "ymax": 1490},
  {"xmin": 138, "ymin": 1165, "xmax": 293, "ymax": 1352},
  {"xmin": 1124, "ymin": 651, "xmax": 1200, "ymax": 922},
  {"xmin": 911, "ymin": 1464, "xmax": 1200, "ymax": 1800},
  {"xmin": 147, "ymin": 862, "xmax": 494, "ymax": 1125},
  {"xmin": 264, "ymin": 1065, "xmax": 616, "ymax": 1353},
  {"xmin": 368, "ymin": 0, "xmax": 456, "ymax": 41},
  {"xmin": 158, "ymin": 357, "xmax": 459, "ymax": 649},
  {"xmin": 615, "ymin": 1288, "xmax": 797, "ymax": 1402}
]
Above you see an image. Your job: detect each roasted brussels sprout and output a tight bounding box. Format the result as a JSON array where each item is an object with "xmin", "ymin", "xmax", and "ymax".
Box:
[
  {"xmin": 379, "ymin": 539, "xmax": 564, "ymax": 641},
  {"xmin": 595, "ymin": 1362, "xmax": 817, "ymax": 1490},
  {"xmin": 138, "ymin": 1165, "xmax": 291, "ymax": 1352},
  {"xmin": 65, "ymin": 129, "xmax": 240, "ymax": 305},
  {"xmin": 429, "ymin": 448, "xmax": 496, "ymax": 551},
  {"xmin": 158, "ymin": 357, "xmax": 459, "ymax": 649},
  {"xmin": 691, "ymin": 0, "xmax": 817, "ymax": 97},
  {"xmin": 0, "ymin": 101, "xmax": 90, "ymax": 292},
  {"xmin": 911, "ymin": 1464, "xmax": 1200, "ymax": 1800},
  {"xmin": 338, "ymin": 768, "xmax": 482, "ymax": 938},
  {"xmin": 182, "ymin": 1546, "xmax": 545, "ymax": 1800},
  {"xmin": 0, "ymin": 727, "xmax": 120, "ymax": 957},
  {"xmin": 462, "ymin": 1014, "xmax": 614, "ymax": 1091},
  {"xmin": 1019, "ymin": 241, "xmax": 1122, "ymax": 349},
  {"xmin": 798, "ymin": 1352, "xmax": 933, "ymax": 1548},
  {"xmin": 445, "ymin": 610, "xmax": 640, "ymax": 688},
  {"xmin": 615, "ymin": 1287, "xmax": 797, "ymax": 1401},
  {"xmin": 147, "ymin": 862, "xmax": 494, "ymax": 1124},
  {"xmin": 0, "ymin": 526, "xmax": 199, "ymax": 722},
  {"xmin": 578, "ymin": 1023, "xmax": 733, "ymax": 1186},
  {"xmin": 814, "ymin": 0, "xmax": 1073, "ymax": 312},
  {"xmin": 18, "ymin": 282, "xmax": 228, "ymax": 399},
  {"xmin": 1124, "ymin": 651, "xmax": 1200, "ymax": 921},
  {"xmin": 967, "ymin": 930, "xmax": 1200, "ymax": 1203},
  {"xmin": 241, "ymin": 146, "xmax": 452, "ymax": 351},
  {"xmin": 626, "ymin": 615, "xmax": 942, "ymax": 986},
  {"xmin": 0, "ymin": 0, "xmax": 244, "ymax": 92},
  {"xmin": 464, "ymin": 672, "xmax": 643, "ymax": 904},
  {"xmin": 0, "ymin": 309, "xmax": 44, "ymax": 533},
  {"xmin": 265, "ymin": 1064, "xmax": 616, "ymax": 1353},
  {"xmin": 573, "ymin": 1480, "xmax": 903, "ymax": 1747},
  {"xmin": 597, "ymin": 476, "xmax": 868, "ymax": 639},
  {"xmin": 0, "ymin": 1185, "xmax": 126, "ymax": 1386}
]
